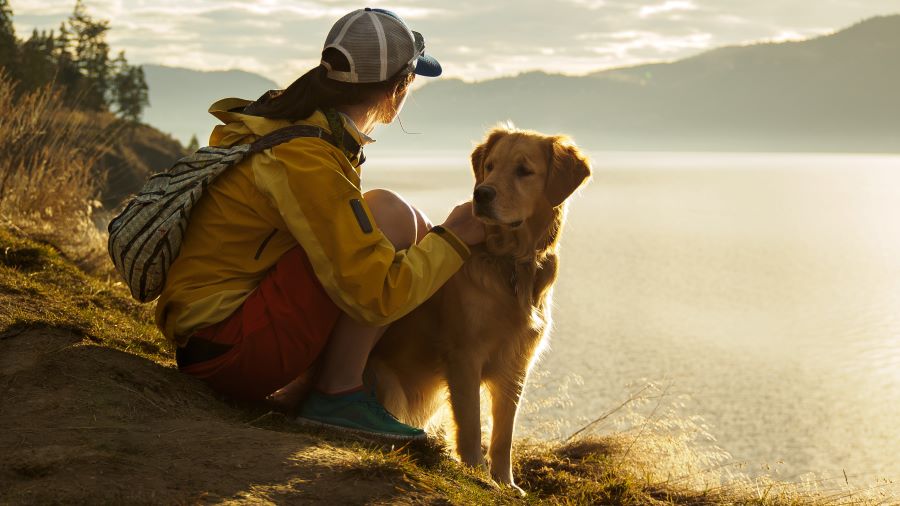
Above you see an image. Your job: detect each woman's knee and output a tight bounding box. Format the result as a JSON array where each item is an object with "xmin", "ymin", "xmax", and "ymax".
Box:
[
  {"xmin": 364, "ymin": 189, "xmax": 417, "ymax": 250},
  {"xmin": 412, "ymin": 206, "xmax": 432, "ymax": 244}
]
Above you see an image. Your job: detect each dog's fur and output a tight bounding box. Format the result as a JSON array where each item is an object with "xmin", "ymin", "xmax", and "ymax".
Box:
[{"xmin": 367, "ymin": 126, "xmax": 591, "ymax": 491}]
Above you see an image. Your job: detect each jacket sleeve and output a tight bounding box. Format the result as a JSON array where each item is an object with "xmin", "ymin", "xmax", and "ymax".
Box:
[{"xmin": 251, "ymin": 139, "xmax": 470, "ymax": 326}]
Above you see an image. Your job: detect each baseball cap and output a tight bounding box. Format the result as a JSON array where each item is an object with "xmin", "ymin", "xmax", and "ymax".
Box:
[{"xmin": 322, "ymin": 7, "xmax": 442, "ymax": 83}]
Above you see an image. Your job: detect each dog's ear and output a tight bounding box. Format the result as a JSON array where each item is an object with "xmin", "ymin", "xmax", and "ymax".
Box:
[
  {"xmin": 546, "ymin": 137, "xmax": 591, "ymax": 207},
  {"xmin": 470, "ymin": 127, "xmax": 509, "ymax": 182}
]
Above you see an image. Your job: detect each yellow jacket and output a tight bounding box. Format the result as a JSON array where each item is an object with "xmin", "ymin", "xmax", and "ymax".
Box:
[{"xmin": 155, "ymin": 98, "xmax": 469, "ymax": 345}]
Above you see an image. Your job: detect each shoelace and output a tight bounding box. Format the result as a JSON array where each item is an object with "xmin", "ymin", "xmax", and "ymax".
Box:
[{"xmin": 362, "ymin": 389, "xmax": 403, "ymax": 423}]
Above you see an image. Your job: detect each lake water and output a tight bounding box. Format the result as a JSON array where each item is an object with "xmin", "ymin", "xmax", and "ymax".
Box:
[{"xmin": 361, "ymin": 151, "xmax": 900, "ymax": 488}]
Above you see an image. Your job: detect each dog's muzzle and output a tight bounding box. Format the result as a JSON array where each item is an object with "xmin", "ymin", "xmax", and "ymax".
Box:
[
  {"xmin": 474, "ymin": 185, "xmax": 496, "ymax": 205},
  {"xmin": 473, "ymin": 185, "xmax": 496, "ymax": 218}
]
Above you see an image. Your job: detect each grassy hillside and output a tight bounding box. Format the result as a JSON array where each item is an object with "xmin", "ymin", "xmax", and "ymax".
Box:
[
  {"xmin": 0, "ymin": 73, "xmax": 185, "ymax": 272},
  {"xmin": 1, "ymin": 227, "xmax": 893, "ymax": 505},
  {"xmin": 375, "ymin": 15, "xmax": 900, "ymax": 152},
  {"xmin": 92, "ymin": 117, "xmax": 187, "ymax": 209},
  {"xmin": 82, "ymin": 98, "xmax": 187, "ymax": 213}
]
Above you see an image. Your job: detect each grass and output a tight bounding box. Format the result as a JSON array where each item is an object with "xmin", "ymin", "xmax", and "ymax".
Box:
[
  {"xmin": 0, "ymin": 71, "xmax": 118, "ymax": 273},
  {"xmin": 0, "ymin": 226, "xmax": 168, "ymax": 363}
]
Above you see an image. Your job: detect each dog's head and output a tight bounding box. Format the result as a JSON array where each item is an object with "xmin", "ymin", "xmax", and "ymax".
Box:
[{"xmin": 470, "ymin": 125, "xmax": 591, "ymax": 229}]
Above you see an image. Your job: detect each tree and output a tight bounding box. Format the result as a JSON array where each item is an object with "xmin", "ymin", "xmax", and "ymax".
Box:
[
  {"xmin": 110, "ymin": 50, "xmax": 149, "ymax": 122},
  {"xmin": 3, "ymin": 0, "xmax": 148, "ymax": 121},
  {"xmin": 54, "ymin": 21, "xmax": 83, "ymax": 104},
  {"xmin": 0, "ymin": 0, "xmax": 17, "ymax": 74},
  {"xmin": 186, "ymin": 134, "xmax": 200, "ymax": 152},
  {"xmin": 67, "ymin": 0, "xmax": 111, "ymax": 110},
  {"xmin": 18, "ymin": 29, "xmax": 56, "ymax": 91}
]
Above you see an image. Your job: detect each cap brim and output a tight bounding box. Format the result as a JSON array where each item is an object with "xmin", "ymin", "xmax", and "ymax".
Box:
[{"xmin": 415, "ymin": 53, "xmax": 442, "ymax": 77}]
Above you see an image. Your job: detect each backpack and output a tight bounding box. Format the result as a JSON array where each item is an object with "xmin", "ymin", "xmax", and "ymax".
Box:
[{"xmin": 108, "ymin": 122, "xmax": 359, "ymax": 302}]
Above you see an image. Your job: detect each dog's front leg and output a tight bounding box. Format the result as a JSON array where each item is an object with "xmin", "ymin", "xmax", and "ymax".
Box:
[
  {"xmin": 486, "ymin": 362, "xmax": 528, "ymax": 494},
  {"xmin": 446, "ymin": 357, "xmax": 485, "ymax": 468}
]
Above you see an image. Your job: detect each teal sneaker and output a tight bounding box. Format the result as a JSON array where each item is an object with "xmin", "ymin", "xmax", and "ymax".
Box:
[{"xmin": 297, "ymin": 388, "xmax": 426, "ymax": 440}]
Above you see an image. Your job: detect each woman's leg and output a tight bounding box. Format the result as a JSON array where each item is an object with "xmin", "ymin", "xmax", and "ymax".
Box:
[
  {"xmin": 269, "ymin": 189, "xmax": 429, "ymax": 409},
  {"xmin": 316, "ymin": 188, "xmax": 425, "ymax": 393}
]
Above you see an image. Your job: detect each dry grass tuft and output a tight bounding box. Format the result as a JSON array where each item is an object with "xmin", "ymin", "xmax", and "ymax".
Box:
[
  {"xmin": 0, "ymin": 71, "xmax": 117, "ymax": 272},
  {"xmin": 510, "ymin": 380, "xmax": 898, "ymax": 505}
]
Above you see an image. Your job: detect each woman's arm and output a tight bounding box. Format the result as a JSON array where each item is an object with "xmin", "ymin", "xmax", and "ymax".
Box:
[{"xmin": 252, "ymin": 139, "xmax": 471, "ymax": 326}]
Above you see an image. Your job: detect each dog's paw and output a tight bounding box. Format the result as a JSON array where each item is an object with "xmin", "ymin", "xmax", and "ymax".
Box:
[
  {"xmin": 508, "ymin": 483, "xmax": 526, "ymax": 497},
  {"xmin": 459, "ymin": 450, "xmax": 487, "ymax": 470},
  {"xmin": 490, "ymin": 470, "xmax": 526, "ymax": 496},
  {"xmin": 494, "ymin": 477, "xmax": 526, "ymax": 497}
]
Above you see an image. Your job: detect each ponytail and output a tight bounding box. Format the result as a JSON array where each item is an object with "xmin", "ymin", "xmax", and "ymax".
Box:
[{"xmin": 244, "ymin": 48, "xmax": 414, "ymax": 123}]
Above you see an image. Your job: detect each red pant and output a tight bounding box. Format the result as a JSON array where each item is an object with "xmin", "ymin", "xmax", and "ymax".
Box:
[{"xmin": 179, "ymin": 246, "xmax": 341, "ymax": 400}]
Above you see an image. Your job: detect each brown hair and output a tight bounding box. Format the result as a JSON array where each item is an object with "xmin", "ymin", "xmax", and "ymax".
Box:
[{"xmin": 243, "ymin": 48, "xmax": 414, "ymax": 124}]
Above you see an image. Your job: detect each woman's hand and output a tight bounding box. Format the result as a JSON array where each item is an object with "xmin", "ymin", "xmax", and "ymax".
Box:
[{"xmin": 441, "ymin": 201, "xmax": 485, "ymax": 246}]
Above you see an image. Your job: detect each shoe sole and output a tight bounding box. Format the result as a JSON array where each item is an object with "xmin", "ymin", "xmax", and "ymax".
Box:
[{"xmin": 294, "ymin": 416, "xmax": 428, "ymax": 442}]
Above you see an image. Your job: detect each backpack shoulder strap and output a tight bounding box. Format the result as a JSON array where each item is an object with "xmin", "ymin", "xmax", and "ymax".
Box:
[
  {"xmin": 247, "ymin": 122, "xmax": 364, "ymax": 164},
  {"xmin": 248, "ymin": 124, "xmax": 333, "ymax": 154}
]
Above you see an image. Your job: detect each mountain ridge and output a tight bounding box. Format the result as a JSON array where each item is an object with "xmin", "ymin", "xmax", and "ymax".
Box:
[
  {"xmin": 142, "ymin": 64, "xmax": 279, "ymax": 145},
  {"xmin": 141, "ymin": 14, "xmax": 900, "ymax": 153},
  {"xmin": 374, "ymin": 13, "xmax": 900, "ymax": 152}
]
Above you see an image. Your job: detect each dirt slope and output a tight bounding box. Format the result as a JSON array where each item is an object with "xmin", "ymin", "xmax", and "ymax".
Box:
[
  {"xmin": 0, "ymin": 228, "xmax": 476, "ymax": 504},
  {"xmin": 0, "ymin": 327, "xmax": 422, "ymax": 504}
]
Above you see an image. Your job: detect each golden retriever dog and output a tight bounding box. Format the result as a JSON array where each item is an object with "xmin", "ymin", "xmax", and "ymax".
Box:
[{"xmin": 367, "ymin": 125, "xmax": 591, "ymax": 492}]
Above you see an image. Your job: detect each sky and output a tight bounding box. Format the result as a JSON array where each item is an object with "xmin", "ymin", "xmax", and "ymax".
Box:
[{"xmin": 10, "ymin": 0, "xmax": 900, "ymax": 86}]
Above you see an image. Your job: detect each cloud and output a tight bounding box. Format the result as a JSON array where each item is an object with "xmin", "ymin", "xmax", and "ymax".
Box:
[
  {"xmin": 589, "ymin": 30, "xmax": 713, "ymax": 58},
  {"xmin": 639, "ymin": 1, "xmax": 698, "ymax": 18},
  {"xmin": 9, "ymin": 0, "xmax": 900, "ymax": 85}
]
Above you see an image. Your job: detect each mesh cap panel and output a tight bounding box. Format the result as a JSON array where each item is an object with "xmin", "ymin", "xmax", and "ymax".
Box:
[{"xmin": 323, "ymin": 9, "xmax": 420, "ymax": 83}]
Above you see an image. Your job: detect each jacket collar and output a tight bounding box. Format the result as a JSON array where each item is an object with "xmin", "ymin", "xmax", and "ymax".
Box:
[
  {"xmin": 337, "ymin": 111, "xmax": 376, "ymax": 146},
  {"xmin": 207, "ymin": 98, "xmax": 372, "ymax": 167}
]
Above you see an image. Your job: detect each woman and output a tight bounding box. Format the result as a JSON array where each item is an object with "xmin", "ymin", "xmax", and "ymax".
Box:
[{"xmin": 155, "ymin": 8, "xmax": 484, "ymax": 440}]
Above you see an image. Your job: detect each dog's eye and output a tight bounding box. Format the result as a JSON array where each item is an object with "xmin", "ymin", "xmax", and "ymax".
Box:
[
  {"xmin": 485, "ymin": 163, "xmax": 493, "ymax": 173},
  {"xmin": 516, "ymin": 165, "xmax": 534, "ymax": 177}
]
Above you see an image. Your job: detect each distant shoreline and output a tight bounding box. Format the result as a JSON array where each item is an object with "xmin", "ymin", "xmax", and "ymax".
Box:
[{"xmin": 363, "ymin": 150, "xmax": 900, "ymax": 169}]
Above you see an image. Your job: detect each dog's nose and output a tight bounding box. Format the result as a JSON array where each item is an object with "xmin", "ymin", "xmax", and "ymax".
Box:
[{"xmin": 473, "ymin": 186, "xmax": 496, "ymax": 205}]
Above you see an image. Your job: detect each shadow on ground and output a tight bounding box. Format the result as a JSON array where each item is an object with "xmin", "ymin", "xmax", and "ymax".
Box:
[{"xmin": 0, "ymin": 327, "xmax": 427, "ymax": 504}]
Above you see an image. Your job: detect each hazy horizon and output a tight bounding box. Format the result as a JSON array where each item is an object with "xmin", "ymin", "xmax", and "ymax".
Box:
[{"xmin": 10, "ymin": 0, "xmax": 900, "ymax": 86}]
